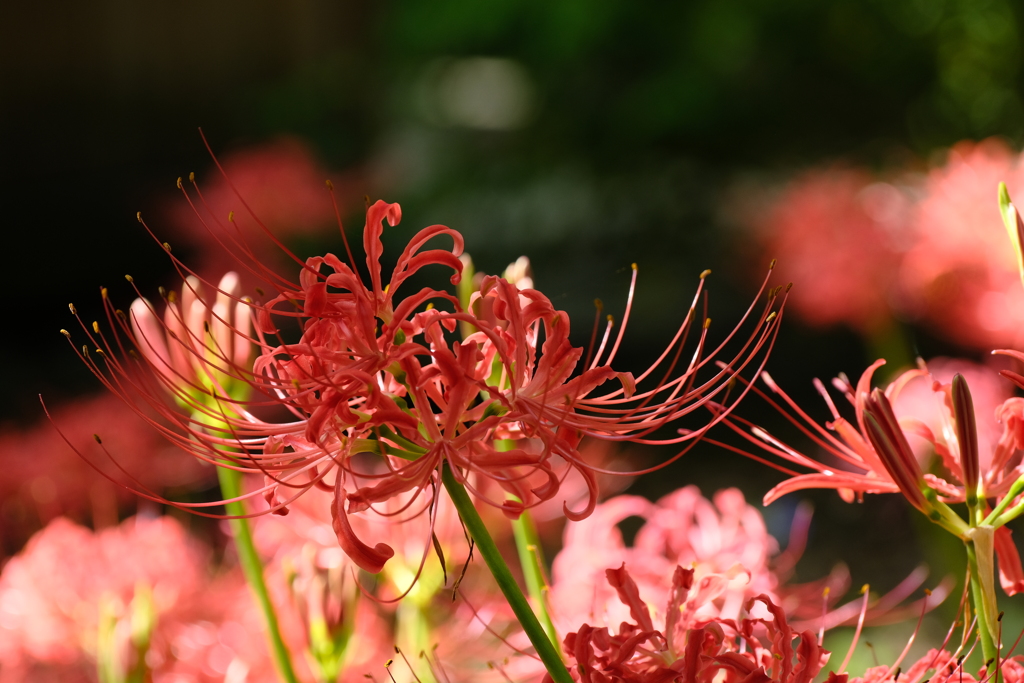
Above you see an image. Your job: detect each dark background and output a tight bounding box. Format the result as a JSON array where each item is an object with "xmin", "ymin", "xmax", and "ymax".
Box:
[{"xmin": 4, "ymin": 0, "xmax": 1024, "ymax": 666}]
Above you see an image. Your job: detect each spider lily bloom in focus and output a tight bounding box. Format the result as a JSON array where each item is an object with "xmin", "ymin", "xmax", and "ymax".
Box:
[{"xmin": 63, "ymin": 176, "xmax": 785, "ymax": 572}]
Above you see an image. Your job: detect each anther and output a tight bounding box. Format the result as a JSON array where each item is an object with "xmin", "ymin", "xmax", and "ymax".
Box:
[
  {"xmin": 631, "ymin": 262, "xmax": 638, "ymax": 270},
  {"xmin": 325, "ymin": 179, "xmax": 334, "ymax": 190},
  {"xmin": 115, "ymin": 310, "xmax": 126, "ymax": 320},
  {"xmin": 860, "ymin": 584, "xmax": 869, "ymax": 594},
  {"xmin": 95, "ymin": 348, "xmax": 105, "ymax": 357},
  {"xmin": 999, "ymin": 611, "xmax": 1005, "ymax": 621},
  {"xmin": 203, "ymin": 321, "xmax": 211, "ymax": 333},
  {"xmin": 607, "ymin": 314, "xmax": 614, "ymax": 324},
  {"xmin": 176, "ymin": 177, "xmax": 183, "ymax": 189},
  {"xmin": 255, "ymin": 287, "xmax": 265, "ymax": 297},
  {"xmin": 136, "ymin": 211, "xmax": 143, "ymax": 223},
  {"xmin": 93, "ymin": 434, "xmax": 102, "ymax": 444},
  {"xmin": 700, "ymin": 269, "xmax": 711, "ymax": 279},
  {"xmin": 425, "ymin": 303, "xmax": 434, "ymax": 310},
  {"xmin": 60, "ymin": 329, "xmax": 70, "ymax": 338},
  {"xmin": 188, "ymin": 171, "xmax": 195, "ymax": 182},
  {"xmin": 228, "ymin": 211, "xmax": 234, "ymax": 222},
  {"xmin": 82, "ymin": 345, "xmax": 89, "ymax": 355},
  {"xmin": 158, "ymin": 286, "xmax": 167, "ymax": 298},
  {"xmin": 924, "ymin": 588, "xmax": 932, "ymax": 596},
  {"xmin": 69, "ymin": 303, "xmax": 77, "ymax": 315},
  {"xmin": 125, "ymin": 275, "xmax": 134, "ymax": 283},
  {"xmin": 894, "ymin": 668, "xmax": 901, "ymax": 681},
  {"xmin": 594, "ymin": 298, "xmax": 603, "ymax": 310},
  {"xmin": 162, "ymin": 242, "xmax": 172, "ymax": 252},
  {"xmin": 92, "ymin": 321, "xmax": 100, "ymax": 333},
  {"xmin": 786, "ymin": 282, "xmax": 793, "ymax": 292},
  {"xmin": 767, "ymin": 311, "xmax": 777, "ymax": 322},
  {"xmin": 101, "ymin": 287, "xmax": 108, "ymax": 299},
  {"xmin": 704, "ymin": 318, "xmax": 712, "ymax": 329},
  {"xmin": 770, "ymin": 258, "xmax": 777, "ymax": 269},
  {"xmin": 167, "ymin": 291, "xmax": 177, "ymax": 303}
]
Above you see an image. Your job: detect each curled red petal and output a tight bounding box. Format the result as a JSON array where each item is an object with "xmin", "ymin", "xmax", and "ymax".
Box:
[{"xmin": 331, "ymin": 484, "xmax": 394, "ymax": 574}]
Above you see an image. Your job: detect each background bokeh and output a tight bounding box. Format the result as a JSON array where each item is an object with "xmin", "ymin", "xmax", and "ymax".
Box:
[{"xmin": 5, "ymin": 0, "xmax": 1024, "ymax": 673}]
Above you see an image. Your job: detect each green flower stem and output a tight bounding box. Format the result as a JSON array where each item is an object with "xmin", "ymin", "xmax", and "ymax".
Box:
[
  {"xmin": 440, "ymin": 463, "xmax": 573, "ymax": 683},
  {"xmin": 985, "ymin": 474, "xmax": 1024, "ymax": 527},
  {"xmin": 511, "ymin": 509, "xmax": 560, "ymax": 650},
  {"xmin": 217, "ymin": 466, "xmax": 299, "ymax": 683},
  {"xmin": 966, "ymin": 534, "xmax": 1000, "ymax": 680}
]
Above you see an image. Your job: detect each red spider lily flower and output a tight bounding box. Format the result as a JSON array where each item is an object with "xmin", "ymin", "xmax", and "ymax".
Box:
[
  {"xmin": 713, "ymin": 358, "xmax": 1024, "ymax": 595},
  {"xmin": 62, "ymin": 146, "xmax": 784, "ymax": 576},
  {"xmin": 545, "ymin": 563, "xmax": 828, "ymax": 683}
]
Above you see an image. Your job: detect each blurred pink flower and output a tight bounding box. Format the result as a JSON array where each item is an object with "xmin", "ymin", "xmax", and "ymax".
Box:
[
  {"xmin": 749, "ymin": 168, "xmax": 908, "ymax": 335},
  {"xmin": 900, "ymin": 139, "xmax": 1024, "ymax": 349},
  {"xmin": 550, "ymin": 487, "xmax": 782, "ymax": 635},
  {"xmin": 0, "ymin": 515, "xmax": 295, "ymax": 683},
  {"xmin": 548, "ymin": 486, "xmax": 879, "ymax": 644}
]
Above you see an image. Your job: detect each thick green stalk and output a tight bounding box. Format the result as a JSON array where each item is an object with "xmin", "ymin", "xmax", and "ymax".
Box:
[
  {"xmin": 218, "ymin": 466, "xmax": 299, "ymax": 683},
  {"xmin": 511, "ymin": 510, "xmax": 560, "ymax": 649},
  {"xmin": 440, "ymin": 464, "xmax": 573, "ymax": 683},
  {"xmin": 966, "ymin": 536, "xmax": 1000, "ymax": 680}
]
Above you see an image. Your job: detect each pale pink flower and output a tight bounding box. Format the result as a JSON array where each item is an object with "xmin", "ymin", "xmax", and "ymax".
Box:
[
  {"xmin": 0, "ymin": 516, "xmax": 204, "ymax": 675},
  {"xmin": 0, "ymin": 515, "xmax": 300, "ymax": 683},
  {"xmin": 550, "ymin": 487, "xmax": 782, "ymax": 636}
]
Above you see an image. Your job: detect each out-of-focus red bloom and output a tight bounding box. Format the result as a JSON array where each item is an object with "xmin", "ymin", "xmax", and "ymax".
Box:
[
  {"xmin": 1, "ymin": 393, "xmax": 209, "ymax": 542},
  {"xmin": 167, "ymin": 137, "xmax": 359, "ymax": 246},
  {"xmin": 747, "ymin": 168, "xmax": 907, "ymax": 335},
  {"xmin": 900, "ymin": 139, "xmax": 1024, "ymax": 350},
  {"xmin": 66, "ymin": 154, "xmax": 785, "ymax": 576},
  {"xmin": 739, "ymin": 139, "xmax": 1024, "ymax": 351},
  {"xmin": 545, "ymin": 563, "xmax": 828, "ymax": 683}
]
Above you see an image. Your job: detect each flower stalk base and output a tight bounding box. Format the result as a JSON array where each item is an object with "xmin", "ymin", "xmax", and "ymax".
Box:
[
  {"xmin": 217, "ymin": 466, "xmax": 299, "ymax": 683},
  {"xmin": 440, "ymin": 463, "xmax": 573, "ymax": 683}
]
